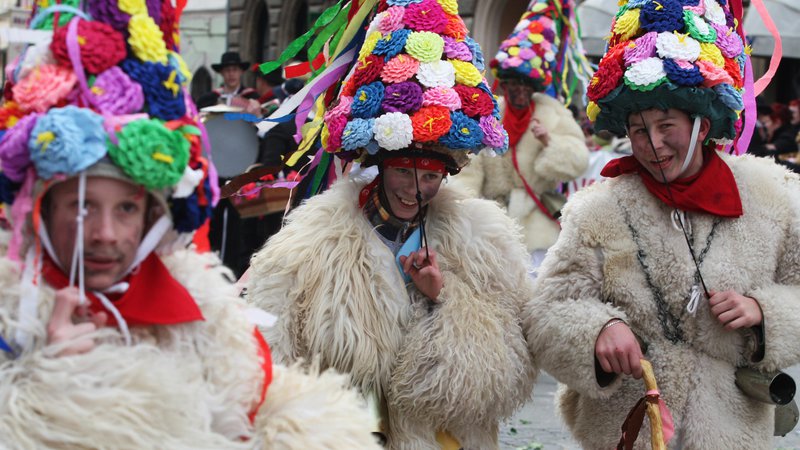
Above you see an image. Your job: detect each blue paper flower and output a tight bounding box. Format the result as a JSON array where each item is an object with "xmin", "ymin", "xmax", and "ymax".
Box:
[
  {"xmin": 341, "ymin": 119, "xmax": 375, "ymax": 150},
  {"xmin": 440, "ymin": 111, "xmax": 484, "ymax": 149},
  {"xmin": 386, "ymin": 0, "xmax": 423, "ymax": 6},
  {"xmin": 120, "ymin": 59, "xmax": 186, "ymax": 120},
  {"xmin": 374, "ymin": 29, "xmax": 411, "ymax": 59},
  {"xmin": 28, "ymin": 106, "xmax": 108, "ymax": 179},
  {"xmin": 626, "ymin": 0, "xmax": 649, "ymax": 7},
  {"xmin": 351, "ymin": 82, "xmax": 385, "ymax": 119},
  {"xmin": 714, "ymin": 83, "xmax": 743, "ymax": 111},
  {"xmin": 478, "ymin": 82, "xmax": 500, "ymax": 116},
  {"xmin": 464, "ymin": 37, "xmax": 485, "ymax": 72},
  {"xmin": 735, "ymin": 52, "xmax": 746, "ymax": 76},
  {"xmin": 640, "ymin": 0, "xmax": 684, "ymax": 34},
  {"xmin": 663, "ymin": 59, "xmax": 704, "ymax": 87}
]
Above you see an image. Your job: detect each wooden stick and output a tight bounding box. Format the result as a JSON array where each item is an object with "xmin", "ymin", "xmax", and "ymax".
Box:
[{"xmin": 640, "ymin": 359, "xmax": 666, "ymax": 450}]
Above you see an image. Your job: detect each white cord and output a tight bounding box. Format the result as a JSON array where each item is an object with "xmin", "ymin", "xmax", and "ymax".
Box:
[
  {"xmin": 686, "ymin": 284, "xmax": 703, "ymax": 315},
  {"xmin": 69, "ymin": 171, "xmax": 88, "ymax": 306},
  {"xmin": 679, "ymin": 116, "xmax": 703, "ymax": 175},
  {"xmin": 221, "ymin": 206, "xmax": 228, "ymax": 262}
]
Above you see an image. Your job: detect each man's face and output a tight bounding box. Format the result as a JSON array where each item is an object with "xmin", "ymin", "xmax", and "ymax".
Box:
[
  {"xmin": 382, "ymin": 165, "xmax": 444, "ymax": 221},
  {"xmin": 502, "ymin": 80, "xmax": 535, "ymax": 109},
  {"xmin": 627, "ymin": 108, "xmax": 709, "ymax": 183},
  {"xmin": 221, "ymin": 65, "xmax": 243, "ymax": 91},
  {"xmin": 46, "ymin": 177, "xmax": 147, "ymax": 291}
]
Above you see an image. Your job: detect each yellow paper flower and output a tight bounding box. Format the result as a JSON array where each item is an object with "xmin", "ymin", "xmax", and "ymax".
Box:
[
  {"xmin": 508, "ymin": 47, "xmax": 520, "ymax": 57},
  {"xmin": 437, "ymin": 0, "xmax": 458, "ymax": 15},
  {"xmin": 450, "ymin": 59, "xmax": 482, "ymax": 87},
  {"xmin": 359, "ymin": 32, "xmax": 382, "ymax": 60},
  {"xmin": 698, "ymin": 42, "xmax": 724, "ymax": 67},
  {"xmin": 169, "ymin": 51, "xmax": 192, "ymax": 86},
  {"xmin": 613, "ymin": 8, "xmax": 640, "ymax": 41},
  {"xmin": 118, "ymin": 0, "xmax": 146, "ymax": 15},
  {"xmin": 405, "ymin": 31, "xmax": 444, "ymax": 64},
  {"xmin": 586, "ymin": 101, "xmax": 601, "ymax": 122},
  {"xmin": 128, "ymin": 14, "xmax": 168, "ymax": 64}
]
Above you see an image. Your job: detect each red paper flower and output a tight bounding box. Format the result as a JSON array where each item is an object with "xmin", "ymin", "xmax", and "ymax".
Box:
[
  {"xmin": 444, "ymin": 14, "xmax": 468, "ymax": 40},
  {"xmin": 351, "ymin": 55, "xmax": 385, "ymax": 89},
  {"xmin": 51, "ymin": 20, "xmax": 126, "ymax": 75},
  {"xmin": 724, "ymin": 57, "xmax": 743, "ymax": 89},
  {"xmin": 411, "ymin": 105, "xmax": 452, "ymax": 142},
  {"xmin": 587, "ymin": 42, "xmax": 626, "ymax": 102},
  {"xmin": 454, "ymin": 85, "xmax": 493, "ymax": 117}
]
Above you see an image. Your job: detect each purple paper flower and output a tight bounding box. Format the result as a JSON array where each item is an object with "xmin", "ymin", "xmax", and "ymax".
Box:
[
  {"xmin": 480, "ymin": 115, "xmax": 505, "ymax": 149},
  {"xmin": 712, "ymin": 23, "xmax": 744, "ymax": 58},
  {"xmin": 624, "ymin": 32, "xmax": 657, "ymax": 67},
  {"xmin": 0, "ymin": 113, "xmax": 39, "ymax": 182},
  {"xmin": 86, "ymin": 0, "xmax": 131, "ymax": 33},
  {"xmin": 92, "ymin": 67, "xmax": 145, "ymax": 115},
  {"xmin": 147, "ymin": 0, "xmax": 162, "ymax": 24},
  {"xmin": 382, "ymin": 82, "xmax": 423, "ymax": 113},
  {"xmin": 444, "ymin": 37, "xmax": 472, "ymax": 61}
]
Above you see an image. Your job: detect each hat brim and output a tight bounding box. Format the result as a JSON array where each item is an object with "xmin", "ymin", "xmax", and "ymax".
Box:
[
  {"xmin": 361, "ymin": 146, "xmax": 469, "ymax": 176},
  {"xmin": 594, "ymin": 83, "xmax": 738, "ymax": 140},
  {"xmin": 211, "ymin": 62, "xmax": 250, "ymax": 73}
]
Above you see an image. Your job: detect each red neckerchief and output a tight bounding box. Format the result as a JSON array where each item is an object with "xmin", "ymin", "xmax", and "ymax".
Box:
[
  {"xmin": 41, "ymin": 253, "xmax": 205, "ymax": 327},
  {"xmin": 359, "ymin": 176, "xmax": 381, "ymax": 208},
  {"xmin": 600, "ymin": 148, "xmax": 743, "ymax": 218},
  {"xmin": 502, "ymin": 101, "xmax": 535, "ymax": 149}
]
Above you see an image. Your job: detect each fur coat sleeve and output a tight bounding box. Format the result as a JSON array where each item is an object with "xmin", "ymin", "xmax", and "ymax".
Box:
[{"xmin": 0, "ymin": 251, "xmax": 379, "ymax": 449}]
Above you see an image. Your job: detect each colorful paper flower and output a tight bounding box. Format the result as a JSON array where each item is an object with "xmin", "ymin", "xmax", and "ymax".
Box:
[
  {"xmin": 454, "ymin": 85, "xmax": 493, "ymax": 117},
  {"xmin": 373, "ymin": 112, "xmax": 414, "ymax": 150},
  {"xmin": 405, "ymin": 31, "xmax": 444, "ymax": 63},
  {"xmin": 120, "ymin": 59, "xmax": 186, "ymax": 120},
  {"xmin": 613, "ymin": 8, "xmax": 641, "ymax": 41},
  {"xmin": 663, "ymin": 59, "xmax": 704, "ymax": 86},
  {"xmin": 724, "ymin": 57, "xmax": 743, "ymax": 88},
  {"xmin": 440, "ymin": 111, "xmax": 483, "ymax": 149},
  {"xmin": 374, "ymin": 29, "xmax": 411, "ymax": 59},
  {"xmin": 379, "ymin": 6, "xmax": 406, "ymax": 33},
  {"xmin": 341, "ymin": 118, "xmax": 375, "ymax": 151},
  {"xmin": 655, "ymin": 31, "xmax": 701, "ymax": 61},
  {"xmin": 382, "ymin": 54, "xmax": 420, "ymax": 83},
  {"xmin": 119, "ymin": 0, "xmax": 147, "ymax": 15},
  {"xmin": 404, "ymin": 0, "xmax": 447, "ymax": 33},
  {"xmin": 0, "ymin": 102, "xmax": 25, "ymax": 131},
  {"xmin": 351, "ymin": 55, "xmax": 386, "ymax": 89},
  {"xmin": 91, "ymin": 67, "xmax": 145, "ymax": 115},
  {"xmin": 108, "ymin": 119, "xmax": 190, "ymax": 190},
  {"xmin": 411, "ymin": 106, "xmax": 452, "ymax": 142},
  {"xmin": 128, "ymin": 14, "xmax": 168, "ymax": 64},
  {"xmin": 451, "ymin": 60, "xmax": 483, "ymax": 87},
  {"xmin": 704, "ymin": 0, "xmax": 727, "ymax": 25},
  {"xmin": 351, "ymin": 82, "xmax": 385, "ymax": 119},
  {"xmin": 437, "ymin": 0, "xmax": 458, "ymax": 15},
  {"xmin": 586, "ymin": 101, "xmax": 601, "ymax": 122},
  {"xmin": 479, "ymin": 115, "xmax": 505, "ymax": 149},
  {"xmin": 640, "ymin": 0, "xmax": 684, "ymax": 33},
  {"xmin": 28, "ymin": 106, "xmax": 107, "ymax": 179},
  {"xmin": 714, "ymin": 83, "xmax": 743, "ymax": 111},
  {"xmin": 87, "ymin": 0, "xmax": 131, "ymax": 33},
  {"xmin": 417, "ymin": 61, "xmax": 456, "ymax": 88},
  {"xmin": 623, "ymin": 57, "xmax": 668, "ymax": 91},
  {"xmin": 422, "ymin": 87, "xmax": 462, "ymax": 111},
  {"xmin": 696, "ymin": 60, "xmax": 733, "ymax": 87},
  {"xmin": 624, "ymin": 32, "xmax": 657, "ymax": 66},
  {"xmin": 386, "ymin": 0, "xmax": 424, "ymax": 6},
  {"xmin": 359, "ymin": 32, "xmax": 383, "ymax": 60},
  {"xmin": 51, "ymin": 20, "xmax": 127, "ymax": 75},
  {"xmin": 146, "ymin": 0, "xmax": 162, "ymax": 24},
  {"xmin": 323, "ymin": 114, "xmax": 348, "ymax": 152},
  {"xmin": 712, "ymin": 23, "xmax": 744, "ymax": 58},
  {"xmin": 698, "ymin": 42, "xmax": 725, "ymax": 67},
  {"xmin": 382, "ymin": 82, "xmax": 423, "ymax": 113},
  {"xmin": 444, "ymin": 36, "xmax": 472, "ymax": 61},
  {"xmin": 0, "ymin": 113, "xmax": 39, "ymax": 182},
  {"xmin": 12, "ymin": 64, "xmax": 77, "ymax": 113},
  {"xmin": 160, "ymin": 0, "xmax": 178, "ymax": 50},
  {"xmin": 683, "ymin": 10, "xmax": 717, "ymax": 43},
  {"xmin": 444, "ymin": 13, "xmax": 468, "ymax": 40},
  {"xmin": 587, "ymin": 43, "xmax": 626, "ymax": 101},
  {"xmin": 464, "ymin": 37, "xmax": 485, "ymax": 71}
]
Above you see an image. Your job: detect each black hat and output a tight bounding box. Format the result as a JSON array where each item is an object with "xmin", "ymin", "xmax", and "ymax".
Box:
[{"xmin": 211, "ymin": 52, "xmax": 250, "ymax": 72}]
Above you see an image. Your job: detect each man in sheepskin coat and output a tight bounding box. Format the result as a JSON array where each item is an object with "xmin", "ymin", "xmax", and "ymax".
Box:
[
  {"xmin": 0, "ymin": 2, "xmax": 379, "ymax": 447},
  {"xmin": 454, "ymin": 0, "xmax": 589, "ymax": 264},
  {"xmin": 246, "ymin": 0, "xmax": 537, "ymax": 447},
  {"xmin": 524, "ymin": 0, "xmax": 800, "ymax": 448}
]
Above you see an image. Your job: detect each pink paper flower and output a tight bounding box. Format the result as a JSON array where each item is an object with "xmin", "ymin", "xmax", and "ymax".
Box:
[
  {"xmin": 379, "ymin": 6, "xmax": 405, "ymax": 33},
  {"xmin": 422, "ymin": 87, "xmax": 462, "ymax": 111},
  {"xmin": 12, "ymin": 64, "xmax": 77, "ymax": 113},
  {"xmin": 381, "ymin": 54, "xmax": 420, "ymax": 83}
]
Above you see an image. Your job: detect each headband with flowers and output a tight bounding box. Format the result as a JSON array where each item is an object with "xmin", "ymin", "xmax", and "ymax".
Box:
[
  {"xmin": 320, "ymin": 0, "xmax": 508, "ymax": 169},
  {"xmin": 0, "ymin": 0, "xmax": 215, "ymax": 242},
  {"xmin": 585, "ymin": 0, "xmax": 746, "ymax": 141}
]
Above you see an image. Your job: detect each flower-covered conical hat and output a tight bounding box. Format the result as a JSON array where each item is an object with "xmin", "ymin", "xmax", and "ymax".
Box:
[
  {"xmin": 490, "ymin": 0, "xmax": 561, "ymax": 93},
  {"xmin": 0, "ymin": 0, "xmax": 214, "ymax": 234},
  {"xmin": 586, "ymin": 0, "xmax": 746, "ymax": 140},
  {"xmin": 319, "ymin": 0, "xmax": 508, "ymax": 171}
]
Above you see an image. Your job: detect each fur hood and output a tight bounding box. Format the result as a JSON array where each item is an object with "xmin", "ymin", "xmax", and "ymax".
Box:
[
  {"xmin": 248, "ymin": 178, "xmax": 537, "ymax": 449},
  {"xmin": 0, "ymin": 250, "xmax": 379, "ymax": 449},
  {"xmin": 524, "ymin": 154, "xmax": 800, "ymax": 449},
  {"xmin": 453, "ymin": 93, "xmax": 589, "ymax": 252}
]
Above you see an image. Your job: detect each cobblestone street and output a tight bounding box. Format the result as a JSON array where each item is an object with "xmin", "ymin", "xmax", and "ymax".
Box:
[{"xmin": 500, "ymin": 366, "xmax": 800, "ymax": 450}]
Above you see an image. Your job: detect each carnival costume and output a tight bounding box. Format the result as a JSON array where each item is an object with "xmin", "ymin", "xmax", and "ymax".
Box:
[
  {"xmin": 454, "ymin": 0, "xmax": 589, "ymax": 256},
  {"xmin": 247, "ymin": 0, "xmax": 537, "ymax": 447},
  {"xmin": 0, "ymin": 2, "xmax": 379, "ymax": 448},
  {"xmin": 523, "ymin": 0, "xmax": 800, "ymax": 448}
]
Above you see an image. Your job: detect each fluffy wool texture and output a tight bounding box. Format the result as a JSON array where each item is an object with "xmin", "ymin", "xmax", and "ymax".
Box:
[
  {"xmin": 453, "ymin": 94, "xmax": 589, "ymax": 252},
  {"xmin": 523, "ymin": 154, "xmax": 800, "ymax": 449},
  {"xmin": 248, "ymin": 179, "xmax": 537, "ymax": 449},
  {"xmin": 0, "ymin": 250, "xmax": 378, "ymax": 449}
]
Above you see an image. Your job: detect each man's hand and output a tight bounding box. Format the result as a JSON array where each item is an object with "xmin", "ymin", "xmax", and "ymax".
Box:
[
  {"xmin": 399, "ymin": 248, "xmax": 443, "ymax": 301},
  {"xmin": 47, "ymin": 287, "xmax": 108, "ymax": 357},
  {"xmin": 531, "ymin": 119, "xmax": 550, "ymax": 146},
  {"xmin": 709, "ymin": 289, "xmax": 763, "ymax": 331},
  {"xmin": 595, "ymin": 319, "xmax": 644, "ymax": 379}
]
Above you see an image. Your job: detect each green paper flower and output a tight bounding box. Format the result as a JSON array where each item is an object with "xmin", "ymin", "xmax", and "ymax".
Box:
[
  {"xmin": 683, "ymin": 10, "xmax": 717, "ymax": 43},
  {"xmin": 108, "ymin": 119, "xmax": 189, "ymax": 190}
]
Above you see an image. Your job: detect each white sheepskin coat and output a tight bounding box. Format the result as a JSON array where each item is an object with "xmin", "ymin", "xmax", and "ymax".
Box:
[
  {"xmin": 523, "ymin": 154, "xmax": 800, "ymax": 449},
  {"xmin": 248, "ymin": 179, "xmax": 538, "ymax": 449},
  {"xmin": 453, "ymin": 94, "xmax": 589, "ymax": 252},
  {"xmin": 0, "ymin": 250, "xmax": 380, "ymax": 449}
]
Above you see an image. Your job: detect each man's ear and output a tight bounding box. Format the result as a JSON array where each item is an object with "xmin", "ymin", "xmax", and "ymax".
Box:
[{"xmin": 699, "ymin": 116, "xmax": 712, "ymax": 142}]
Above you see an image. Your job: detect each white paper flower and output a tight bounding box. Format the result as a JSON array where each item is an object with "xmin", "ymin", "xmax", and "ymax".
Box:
[
  {"xmin": 691, "ymin": 13, "xmax": 711, "ymax": 36},
  {"xmin": 624, "ymin": 57, "xmax": 667, "ymax": 87},
  {"xmin": 656, "ymin": 31, "xmax": 701, "ymax": 61},
  {"xmin": 704, "ymin": 0, "xmax": 726, "ymax": 26},
  {"xmin": 373, "ymin": 112, "xmax": 414, "ymax": 150},
  {"xmin": 417, "ymin": 60, "xmax": 456, "ymax": 88}
]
